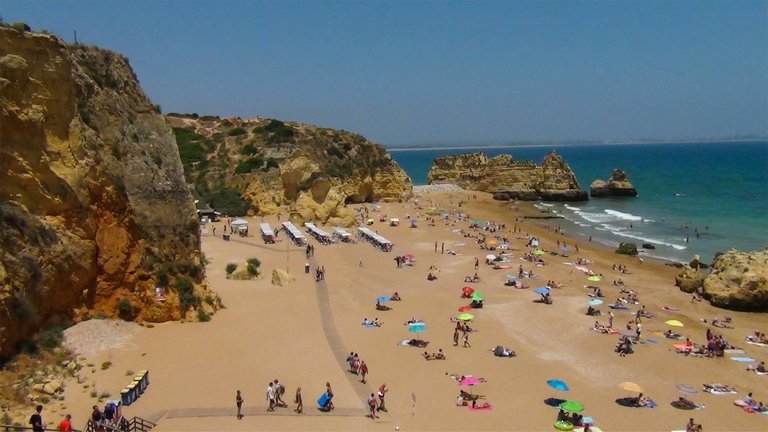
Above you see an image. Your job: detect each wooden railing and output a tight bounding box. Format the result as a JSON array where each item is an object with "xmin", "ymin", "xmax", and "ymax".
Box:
[{"xmin": 83, "ymin": 416, "xmax": 155, "ymax": 432}]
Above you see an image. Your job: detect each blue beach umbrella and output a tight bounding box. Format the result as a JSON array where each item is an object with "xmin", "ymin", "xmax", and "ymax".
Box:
[
  {"xmin": 534, "ymin": 287, "xmax": 550, "ymax": 295},
  {"xmin": 377, "ymin": 296, "xmax": 391, "ymax": 303},
  {"xmin": 408, "ymin": 324, "xmax": 427, "ymax": 334},
  {"xmin": 547, "ymin": 379, "xmax": 570, "ymax": 392},
  {"xmin": 505, "ymin": 274, "xmax": 517, "ymax": 280},
  {"xmin": 588, "ymin": 298, "xmax": 604, "ymax": 306},
  {"xmin": 561, "ymin": 246, "xmax": 570, "ymax": 252}
]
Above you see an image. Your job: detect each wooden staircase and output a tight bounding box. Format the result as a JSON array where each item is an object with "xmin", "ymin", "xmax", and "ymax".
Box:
[{"xmin": 84, "ymin": 416, "xmax": 156, "ymax": 432}]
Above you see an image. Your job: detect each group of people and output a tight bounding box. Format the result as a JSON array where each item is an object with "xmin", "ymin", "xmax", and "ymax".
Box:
[
  {"xmin": 366, "ymin": 384, "xmax": 388, "ymax": 419},
  {"xmin": 346, "ymin": 352, "xmax": 371, "ymax": 383},
  {"xmin": 453, "ymin": 320, "xmax": 473, "ymax": 348}
]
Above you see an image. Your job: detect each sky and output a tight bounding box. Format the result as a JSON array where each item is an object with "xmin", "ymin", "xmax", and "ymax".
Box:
[{"xmin": 2, "ymin": 1, "xmax": 767, "ymax": 147}]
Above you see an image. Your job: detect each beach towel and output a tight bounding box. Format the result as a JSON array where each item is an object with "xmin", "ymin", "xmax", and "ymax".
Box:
[
  {"xmin": 661, "ymin": 305, "xmax": 680, "ymax": 311},
  {"xmin": 609, "ymin": 304, "xmax": 629, "ymax": 310},
  {"xmin": 724, "ymin": 349, "xmax": 746, "ymax": 354},
  {"xmin": 756, "ymin": 371, "xmax": 768, "ymax": 376},
  {"xmin": 494, "ymin": 265, "xmax": 512, "ymax": 269},
  {"xmin": 362, "ymin": 324, "xmax": 377, "ymax": 329},
  {"xmin": 729, "ymin": 357, "xmax": 755, "ymax": 362},
  {"xmin": 704, "ymin": 387, "xmax": 737, "ymax": 395},
  {"xmin": 468, "ymin": 404, "xmax": 493, "ymax": 411}
]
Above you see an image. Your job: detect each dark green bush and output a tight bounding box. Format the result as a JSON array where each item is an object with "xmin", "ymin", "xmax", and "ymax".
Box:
[
  {"xmin": 35, "ymin": 322, "xmax": 69, "ymax": 350},
  {"xmin": 246, "ymin": 258, "xmax": 261, "ymax": 275},
  {"xmin": 175, "ymin": 276, "xmax": 199, "ymax": 311},
  {"xmin": 228, "ymin": 127, "xmax": 247, "ymax": 136},
  {"xmin": 235, "ymin": 157, "xmax": 264, "ymax": 174},
  {"xmin": 240, "ymin": 144, "xmax": 258, "ymax": 155},
  {"xmin": 197, "ymin": 309, "xmax": 211, "ymax": 322},
  {"xmin": 225, "ymin": 263, "xmax": 237, "ymax": 274},
  {"xmin": 117, "ymin": 298, "xmax": 132, "ymax": 320}
]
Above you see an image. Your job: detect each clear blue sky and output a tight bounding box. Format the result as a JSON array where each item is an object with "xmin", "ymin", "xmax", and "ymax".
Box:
[{"xmin": 3, "ymin": 0, "xmax": 767, "ymax": 146}]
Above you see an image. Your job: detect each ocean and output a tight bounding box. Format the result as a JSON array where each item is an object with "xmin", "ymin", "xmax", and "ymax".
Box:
[{"xmin": 388, "ymin": 141, "xmax": 768, "ymax": 264}]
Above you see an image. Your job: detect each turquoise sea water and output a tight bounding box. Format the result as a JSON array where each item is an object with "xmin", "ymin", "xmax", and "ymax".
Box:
[{"xmin": 389, "ymin": 141, "xmax": 768, "ymax": 263}]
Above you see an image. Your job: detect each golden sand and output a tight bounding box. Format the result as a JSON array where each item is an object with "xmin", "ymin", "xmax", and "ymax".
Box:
[{"xmin": 59, "ymin": 191, "xmax": 766, "ymax": 431}]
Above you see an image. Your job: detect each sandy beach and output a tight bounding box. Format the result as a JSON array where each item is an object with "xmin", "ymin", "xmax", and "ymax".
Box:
[{"xmin": 57, "ymin": 190, "xmax": 767, "ymax": 431}]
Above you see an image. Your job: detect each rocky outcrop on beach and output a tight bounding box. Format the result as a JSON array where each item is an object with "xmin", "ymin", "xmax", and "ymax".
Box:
[
  {"xmin": 426, "ymin": 151, "xmax": 587, "ymax": 201},
  {"xmin": 590, "ymin": 169, "xmax": 638, "ymax": 197},
  {"xmin": 166, "ymin": 114, "xmax": 413, "ymax": 225},
  {"xmin": 676, "ymin": 248, "xmax": 768, "ymax": 311},
  {"xmin": 0, "ymin": 27, "xmax": 218, "ymax": 361}
]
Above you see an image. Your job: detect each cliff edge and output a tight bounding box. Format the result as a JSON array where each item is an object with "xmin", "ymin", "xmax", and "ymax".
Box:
[
  {"xmin": 427, "ymin": 151, "xmax": 587, "ymax": 201},
  {"xmin": 0, "ymin": 28, "xmax": 217, "ymax": 361}
]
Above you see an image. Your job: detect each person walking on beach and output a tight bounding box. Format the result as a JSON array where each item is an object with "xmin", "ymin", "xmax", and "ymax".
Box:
[
  {"xmin": 274, "ymin": 379, "xmax": 287, "ymax": 407},
  {"xmin": 453, "ymin": 327, "xmax": 460, "ymax": 346},
  {"xmin": 474, "ymin": 257, "xmax": 479, "ymax": 270},
  {"xmin": 435, "ymin": 241, "xmax": 438, "ymax": 253},
  {"xmin": 325, "ymin": 382, "xmax": 335, "ymax": 410},
  {"xmin": 463, "ymin": 331, "xmax": 471, "ymax": 348},
  {"xmin": 367, "ymin": 393, "xmax": 378, "ymax": 419},
  {"xmin": 29, "ymin": 405, "xmax": 44, "ymax": 432},
  {"xmin": 441, "ymin": 242, "xmax": 445, "ymax": 254},
  {"xmin": 377, "ymin": 384, "xmax": 388, "ymax": 412},
  {"xmin": 294, "ymin": 386, "xmax": 303, "ymax": 414},
  {"xmin": 267, "ymin": 382, "xmax": 276, "ymax": 412},
  {"xmin": 360, "ymin": 360, "xmax": 369, "ymax": 384},
  {"xmin": 608, "ymin": 311, "xmax": 614, "ymax": 328},
  {"xmin": 236, "ymin": 390, "xmax": 244, "ymax": 419},
  {"xmin": 57, "ymin": 414, "xmax": 72, "ymax": 432}
]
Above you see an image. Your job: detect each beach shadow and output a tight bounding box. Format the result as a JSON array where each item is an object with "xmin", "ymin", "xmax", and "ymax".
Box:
[{"xmin": 544, "ymin": 397, "xmax": 566, "ymax": 407}]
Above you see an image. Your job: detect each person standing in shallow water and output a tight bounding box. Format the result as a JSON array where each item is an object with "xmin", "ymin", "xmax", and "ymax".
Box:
[{"xmin": 294, "ymin": 386, "xmax": 303, "ymax": 414}]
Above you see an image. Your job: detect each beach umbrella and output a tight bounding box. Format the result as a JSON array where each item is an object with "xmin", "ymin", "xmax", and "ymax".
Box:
[
  {"xmin": 485, "ymin": 254, "xmax": 497, "ymax": 261},
  {"xmin": 458, "ymin": 376, "xmax": 482, "ymax": 395},
  {"xmin": 587, "ymin": 275, "xmax": 602, "ymax": 282},
  {"xmin": 471, "ymin": 219, "xmax": 483, "ymax": 225},
  {"xmin": 462, "ymin": 286, "xmax": 475, "ymax": 296},
  {"xmin": 458, "ymin": 305, "xmax": 473, "ymax": 312},
  {"xmin": 471, "ymin": 292, "xmax": 484, "ymax": 301},
  {"xmin": 403, "ymin": 253, "xmax": 415, "ymax": 260},
  {"xmin": 457, "ymin": 313, "xmax": 474, "ymax": 321},
  {"xmin": 534, "ymin": 287, "xmax": 550, "ymax": 295},
  {"xmin": 618, "ymin": 382, "xmax": 643, "ymax": 393},
  {"xmin": 505, "ymin": 273, "xmax": 517, "ymax": 280},
  {"xmin": 561, "ymin": 246, "xmax": 570, "ymax": 252},
  {"xmin": 665, "ymin": 320, "xmax": 684, "ymax": 327},
  {"xmin": 546, "ymin": 379, "xmax": 569, "ymax": 392},
  {"xmin": 588, "ymin": 298, "xmax": 604, "ymax": 306},
  {"xmin": 377, "ymin": 296, "xmax": 391, "ymax": 303},
  {"xmin": 486, "ymin": 239, "xmax": 499, "ymax": 246},
  {"xmin": 675, "ymin": 384, "xmax": 698, "ymax": 395},
  {"xmin": 559, "ymin": 400, "xmax": 585, "ymax": 413},
  {"xmin": 534, "ymin": 249, "xmax": 546, "ymax": 256}
]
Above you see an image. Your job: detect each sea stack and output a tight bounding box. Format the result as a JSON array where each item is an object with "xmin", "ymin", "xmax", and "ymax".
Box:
[
  {"xmin": 590, "ymin": 169, "xmax": 638, "ymax": 197},
  {"xmin": 427, "ymin": 151, "xmax": 587, "ymax": 202}
]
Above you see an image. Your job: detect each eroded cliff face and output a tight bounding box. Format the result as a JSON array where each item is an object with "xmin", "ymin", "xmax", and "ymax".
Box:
[
  {"xmin": 0, "ymin": 28, "xmax": 216, "ymax": 361},
  {"xmin": 590, "ymin": 169, "xmax": 638, "ymax": 197},
  {"xmin": 427, "ymin": 151, "xmax": 587, "ymax": 201},
  {"xmin": 675, "ymin": 249, "xmax": 768, "ymax": 312},
  {"xmin": 166, "ymin": 114, "xmax": 413, "ymax": 225}
]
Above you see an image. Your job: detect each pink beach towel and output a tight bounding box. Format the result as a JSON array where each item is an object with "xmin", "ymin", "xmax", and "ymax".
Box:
[{"xmin": 468, "ymin": 404, "xmax": 493, "ymax": 411}]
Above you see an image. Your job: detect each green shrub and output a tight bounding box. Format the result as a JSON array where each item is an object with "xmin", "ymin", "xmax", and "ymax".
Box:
[
  {"xmin": 197, "ymin": 309, "xmax": 211, "ymax": 322},
  {"xmin": 225, "ymin": 263, "xmax": 237, "ymax": 274},
  {"xmin": 204, "ymin": 295, "xmax": 215, "ymax": 306},
  {"xmin": 265, "ymin": 157, "xmax": 279, "ymax": 170},
  {"xmin": 246, "ymin": 258, "xmax": 261, "ymax": 275},
  {"xmin": 234, "ymin": 157, "xmax": 264, "ymax": 174},
  {"xmin": 228, "ymin": 127, "xmax": 247, "ymax": 136},
  {"xmin": 117, "ymin": 298, "xmax": 132, "ymax": 320},
  {"xmin": 156, "ymin": 268, "xmax": 170, "ymax": 287},
  {"xmin": 101, "ymin": 361, "xmax": 112, "ymax": 370},
  {"xmin": 35, "ymin": 322, "xmax": 70, "ymax": 350},
  {"xmin": 176, "ymin": 276, "xmax": 200, "ymax": 311},
  {"xmin": 240, "ymin": 143, "xmax": 258, "ymax": 155}
]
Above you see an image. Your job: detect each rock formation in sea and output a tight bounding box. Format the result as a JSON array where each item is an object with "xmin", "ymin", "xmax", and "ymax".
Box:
[
  {"xmin": 590, "ymin": 169, "xmax": 638, "ymax": 197},
  {"xmin": 165, "ymin": 114, "xmax": 413, "ymax": 226},
  {"xmin": 0, "ymin": 27, "xmax": 219, "ymax": 361},
  {"xmin": 675, "ymin": 248, "xmax": 768, "ymax": 312},
  {"xmin": 426, "ymin": 151, "xmax": 587, "ymax": 201}
]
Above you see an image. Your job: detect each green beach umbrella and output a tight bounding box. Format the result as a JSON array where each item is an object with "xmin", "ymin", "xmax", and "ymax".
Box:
[
  {"xmin": 559, "ymin": 400, "xmax": 585, "ymax": 413},
  {"xmin": 587, "ymin": 275, "xmax": 602, "ymax": 282},
  {"xmin": 534, "ymin": 249, "xmax": 546, "ymax": 256},
  {"xmin": 471, "ymin": 292, "xmax": 484, "ymax": 301}
]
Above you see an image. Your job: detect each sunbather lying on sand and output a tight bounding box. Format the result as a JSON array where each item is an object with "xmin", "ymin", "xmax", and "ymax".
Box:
[
  {"xmin": 703, "ymin": 383, "xmax": 736, "ymax": 394},
  {"xmin": 376, "ymin": 301, "xmax": 391, "ymax": 311},
  {"xmin": 423, "ymin": 349, "xmax": 446, "ymax": 360}
]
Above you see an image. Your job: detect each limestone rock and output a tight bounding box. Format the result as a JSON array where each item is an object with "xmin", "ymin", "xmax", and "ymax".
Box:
[
  {"xmin": 42, "ymin": 379, "xmax": 63, "ymax": 395},
  {"xmin": 615, "ymin": 243, "xmax": 638, "ymax": 256},
  {"xmin": 700, "ymin": 248, "xmax": 768, "ymax": 311},
  {"xmin": 165, "ymin": 115, "xmax": 413, "ymax": 220},
  {"xmin": 590, "ymin": 169, "xmax": 638, "ymax": 197},
  {"xmin": 675, "ymin": 265, "xmax": 705, "ymax": 293},
  {"xmin": 427, "ymin": 151, "xmax": 587, "ymax": 201},
  {"xmin": 0, "ymin": 28, "xmax": 216, "ymax": 361},
  {"xmin": 271, "ymin": 269, "xmax": 295, "ymax": 286}
]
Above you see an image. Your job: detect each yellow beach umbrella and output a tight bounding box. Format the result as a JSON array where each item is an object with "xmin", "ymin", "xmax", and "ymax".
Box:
[
  {"xmin": 665, "ymin": 320, "xmax": 684, "ymax": 327},
  {"xmin": 618, "ymin": 381, "xmax": 643, "ymax": 393}
]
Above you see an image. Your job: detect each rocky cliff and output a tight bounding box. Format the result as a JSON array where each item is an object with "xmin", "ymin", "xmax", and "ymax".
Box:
[
  {"xmin": 166, "ymin": 114, "xmax": 413, "ymax": 226},
  {"xmin": 675, "ymin": 248, "xmax": 768, "ymax": 312},
  {"xmin": 0, "ymin": 28, "xmax": 217, "ymax": 361},
  {"xmin": 427, "ymin": 151, "xmax": 587, "ymax": 201},
  {"xmin": 590, "ymin": 169, "xmax": 638, "ymax": 197}
]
